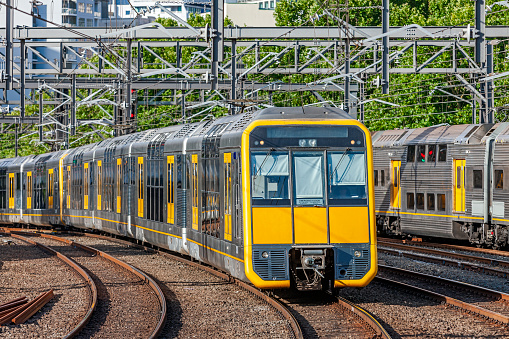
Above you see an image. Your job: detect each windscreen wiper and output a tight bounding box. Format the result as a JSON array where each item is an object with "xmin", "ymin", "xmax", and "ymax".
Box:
[
  {"xmin": 253, "ymin": 148, "xmax": 276, "ymax": 180},
  {"xmin": 329, "ymin": 148, "xmax": 351, "ymax": 183}
]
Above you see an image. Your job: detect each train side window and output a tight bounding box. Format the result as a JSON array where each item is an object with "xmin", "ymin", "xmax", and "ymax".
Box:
[
  {"xmin": 393, "ymin": 167, "xmax": 398, "ymax": 188},
  {"xmin": 473, "ymin": 170, "xmax": 483, "ymax": 189},
  {"xmin": 438, "ymin": 144, "xmax": 447, "ymax": 162},
  {"xmin": 407, "ymin": 146, "xmax": 415, "ymax": 162},
  {"xmin": 427, "ymin": 193, "xmax": 435, "ymax": 211},
  {"xmin": 381, "ymin": 170, "xmax": 385, "ymax": 186},
  {"xmin": 437, "ymin": 194, "xmax": 446, "ymax": 211},
  {"xmin": 495, "ymin": 170, "xmax": 503, "ymax": 189},
  {"xmin": 427, "ymin": 145, "xmax": 436, "ymax": 163},
  {"xmin": 407, "ymin": 193, "xmax": 414, "ymax": 209},
  {"xmin": 417, "ymin": 145, "xmax": 426, "ymax": 162},
  {"xmin": 374, "ymin": 170, "xmax": 379, "ymax": 186},
  {"xmin": 416, "ymin": 193, "xmax": 424, "ymax": 210}
]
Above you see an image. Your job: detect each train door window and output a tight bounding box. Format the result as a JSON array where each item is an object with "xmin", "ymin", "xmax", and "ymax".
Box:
[
  {"xmin": 438, "ymin": 144, "xmax": 447, "ymax": 162},
  {"xmin": 294, "ymin": 151, "xmax": 325, "ymax": 206},
  {"xmin": 416, "ymin": 193, "xmax": 424, "ymax": 210},
  {"xmin": 407, "ymin": 146, "xmax": 415, "ymax": 162},
  {"xmin": 495, "ymin": 170, "xmax": 504, "ymax": 189},
  {"xmin": 138, "ymin": 157, "xmax": 144, "ymax": 218},
  {"xmin": 67, "ymin": 166, "xmax": 71, "ymax": 209},
  {"xmin": 84, "ymin": 163, "xmax": 89, "ymax": 210},
  {"xmin": 437, "ymin": 194, "xmax": 446, "ymax": 211},
  {"xmin": 117, "ymin": 158, "xmax": 122, "ymax": 213},
  {"xmin": 47, "ymin": 169, "xmax": 54, "ymax": 209},
  {"xmin": 97, "ymin": 160, "xmax": 102, "ymax": 211},
  {"xmin": 374, "ymin": 170, "xmax": 379, "ymax": 186},
  {"xmin": 427, "ymin": 145, "xmax": 436, "ymax": 163},
  {"xmin": 224, "ymin": 153, "xmax": 232, "ymax": 241},
  {"xmin": 427, "ymin": 193, "xmax": 435, "ymax": 211},
  {"xmin": 393, "ymin": 167, "xmax": 398, "ymax": 188},
  {"xmin": 167, "ymin": 156, "xmax": 174, "ymax": 224},
  {"xmin": 381, "ymin": 170, "xmax": 385, "ymax": 186},
  {"xmin": 417, "ymin": 145, "xmax": 426, "ymax": 162},
  {"xmin": 27, "ymin": 172, "xmax": 32, "ymax": 209},
  {"xmin": 0, "ymin": 170, "xmax": 6, "ymax": 209},
  {"xmin": 15, "ymin": 173, "xmax": 21, "ymax": 209},
  {"xmin": 473, "ymin": 170, "xmax": 483, "ymax": 189},
  {"xmin": 191, "ymin": 154, "xmax": 199, "ymax": 230},
  {"xmin": 407, "ymin": 193, "xmax": 414, "ymax": 209}
]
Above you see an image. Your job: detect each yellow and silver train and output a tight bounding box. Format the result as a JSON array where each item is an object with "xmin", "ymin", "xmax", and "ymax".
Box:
[{"xmin": 0, "ymin": 107, "xmax": 377, "ymax": 290}]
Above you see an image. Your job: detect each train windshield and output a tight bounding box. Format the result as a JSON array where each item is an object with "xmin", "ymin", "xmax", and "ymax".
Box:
[
  {"xmin": 327, "ymin": 151, "xmax": 367, "ymax": 205},
  {"xmin": 251, "ymin": 151, "xmax": 290, "ymax": 206}
]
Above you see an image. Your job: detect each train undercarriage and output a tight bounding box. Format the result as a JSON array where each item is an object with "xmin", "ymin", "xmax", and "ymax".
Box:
[{"xmin": 289, "ymin": 248, "xmax": 335, "ymax": 291}]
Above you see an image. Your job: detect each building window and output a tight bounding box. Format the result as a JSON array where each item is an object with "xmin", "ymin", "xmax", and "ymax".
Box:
[
  {"xmin": 86, "ymin": 3, "xmax": 93, "ymax": 14},
  {"xmin": 407, "ymin": 145, "xmax": 415, "ymax": 162},
  {"xmin": 417, "ymin": 145, "xmax": 426, "ymax": 162},
  {"xmin": 427, "ymin": 145, "xmax": 436, "ymax": 163},
  {"xmin": 126, "ymin": 10, "xmax": 130, "ymax": 15},
  {"xmin": 407, "ymin": 193, "xmax": 414, "ymax": 209},
  {"xmin": 416, "ymin": 193, "xmax": 424, "ymax": 210},
  {"xmin": 473, "ymin": 170, "xmax": 483, "ymax": 189},
  {"xmin": 78, "ymin": 18, "xmax": 85, "ymax": 27},
  {"xmin": 437, "ymin": 194, "xmax": 446, "ymax": 211},
  {"xmin": 495, "ymin": 170, "xmax": 504, "ymax": 189},
  {"xmin": 427, "ymin": 193, "xmax": 435, "ymax": 211},
  {"xmin": 259, "ymin": 2, "xmax": 263, "ymax": 9},
  {"xmin": 270, "ymin": 1, "xmax": 274, "ymax": 8},
  {"xmin": 374, "ymin": 170, "xmax": 379, "ymax": 186},
  {"xmin": 78, "ymin": 2, "xmax": 84, "ymax": 12},
  {"xmin": 86, "ymin": 19, "xmax": 93, "ymax": 27},
  {"xmin": 381, "ymin": 170, "xmax": 385, "ymax": 186},
  {"xmin": 438, "ymin": 144, "xmax": 447, "ymax": 162}
]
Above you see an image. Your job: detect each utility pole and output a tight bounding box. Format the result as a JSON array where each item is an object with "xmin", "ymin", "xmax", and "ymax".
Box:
[
  {"xmin": 475, "ymin": 0, "xmax": 491, "ymax": 123},
  {"xmin": 382, "ymin": 0, "xmax": 389, "ymax": 94},
  {"xmin": 5, "ymin": 0, "xmax": 12, "ymax": 92},
  {"xmin": 211, "ymin": 0, "xmax": 224, "ymax": 91}
]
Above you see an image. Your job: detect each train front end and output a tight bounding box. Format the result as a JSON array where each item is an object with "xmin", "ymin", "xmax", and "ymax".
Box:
[{"xmin": 242, "ymin": 115, "xmax": 377, "ymax": 290}]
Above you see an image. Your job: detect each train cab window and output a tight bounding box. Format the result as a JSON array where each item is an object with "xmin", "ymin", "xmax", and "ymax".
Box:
[
  {"xmin": 427, "ymin": 193, "xmax": 435, "ymax": 211},
  {"xmin": 437, "ymin": 194, "xmax": 446, "ymax": 211},
  {"xmin": 416, "ymin": 193, "xmax": 424, "ymax": 210},
  {"xmin": 473, "ymin": 170, "xmax": 483, "ymax": 189},
  {"xmin": 251, "ymin": 151, "xmax": 289, "ymax": 205},
  {"xmin": 407, "ymin": 146, "xmax": 415, "ymax": 162},
  {"xmin": 495, "ymin": 170, "xmax": 504, "ymax": 189},
  {"xmin": 438, "ymin": 144, "xmax": 447, "ymax": 162},
  {"xmin": 293, "ymin": 152, "xmax": 325, "ymax": 206},
  {"xmin": 374, "ymin": 170, "xmax": 379, "ymax": 186},
  {"xmin": 327, "ymin": 151, "xmax": 367, "ymax": 205},
  {"xmin": 417, "ymin": 145, "xmax": 426, "ymax": 162},
  {"xmin": 427, "ymin": 145, "xmax": 436, "ymax": 163},
  {"xmin": 381, "ymin": 170, "xmax": 385, "ymax": 186},
  {"xmin": 407, "ymin": 193, "xmax": 414, "ymax": 209}
]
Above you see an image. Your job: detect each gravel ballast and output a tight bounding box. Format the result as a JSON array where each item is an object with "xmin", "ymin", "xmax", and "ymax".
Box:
[{"xmin": 0, "ymin": 236, "xmax": 90, "ymax": 339}]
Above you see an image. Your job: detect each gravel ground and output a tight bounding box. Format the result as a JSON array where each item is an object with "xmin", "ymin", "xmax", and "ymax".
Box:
[
  {"xmin": 339, "ymin": 280, "xmax": 509, "ymax": 338},
  {"xmin": 33, "ymin": 236, "xmax": 161, "ymax": 339},
  {"xmin": 65, "ymin": 235, "xmax": 292, "ymax": 339},
  {"xmin": 275, "ymin": 290, "xmax": 375, "ymax": 338},
  {"xmin": 379, "ymin": 252, "xmax": 509, "ymax": 294},
  {"xmin": 0, "ymin": 236, "xmax": 90, "ymax": 339}
]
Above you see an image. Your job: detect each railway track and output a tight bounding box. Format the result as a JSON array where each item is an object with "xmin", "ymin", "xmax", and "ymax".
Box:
[
  {"xmin": 378, "ymin": 239, "xmax": 509, "ymax": 278},
  {"xmin": 377, "ymin": 265, "xmax": 509, "ymax": 324},
  {"xmin": 67, "ymin": 232, "xmax": 304, "ymax": 339},
  {"xmin": 2, "ymin": 228, "xmax": 166, "ymax": 339}
]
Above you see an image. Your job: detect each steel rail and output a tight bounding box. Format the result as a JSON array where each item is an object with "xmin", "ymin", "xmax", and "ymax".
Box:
[
  {"xmin": 81, "ymin": 232, "xmax": 304, "ymax": 339},
  {"xmin": 378, "ymin": 237, "xmax": 509, "ymax": 258},
  {"xmin": 1, "ymin": 231, "xmax": 98, "ymax": 339},
  {"xmin": 5, "ymin": 229, "xmax": 167, "ymax": 339},
  {"xmin": 332, "ymin": 293, "xmax": 392, "ymax": 339},
  {"xmin": 378, "ymin": 247, "xmax": 509, "ymax": 278},
  {"xmin": 377, "ymin": 265, "xmax": 509, "ymax": 324}
]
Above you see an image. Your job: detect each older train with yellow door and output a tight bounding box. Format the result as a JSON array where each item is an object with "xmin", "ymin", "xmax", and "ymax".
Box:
[{"xmin": 0, "ymin": 107, "xmax": 377, "ymax": 290}]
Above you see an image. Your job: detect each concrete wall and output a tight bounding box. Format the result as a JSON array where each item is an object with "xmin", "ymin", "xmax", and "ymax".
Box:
[{"xmin": 225, "ymin": 3, "xmax": 276, "ymax": 27}]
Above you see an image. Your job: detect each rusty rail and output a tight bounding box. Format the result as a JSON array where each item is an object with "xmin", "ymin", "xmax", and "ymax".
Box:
[
  {"xmin": 378, "ymin": 247, "xmax": 509, "ymax": 278},
  {"xmin": 4, "ymin": 231, "xmax": 98, "ymax": 337},
  {"xmin": 82, "ymin": 233, "xmax": 304, "ymax": 339},
  {"xmin": 5, "ymin": 230, "xmax": 166, "ymax": 339},
  {"xmin": 377, "ymin": 265, "xmax": 509, "ymax": 324},
  {"xmin": 333, "ymin": 294, "xmax": 392, "ymax": 338},
  {"xmin": 378, "ymin": 240, "xmax": 509, "ymax": 270}
]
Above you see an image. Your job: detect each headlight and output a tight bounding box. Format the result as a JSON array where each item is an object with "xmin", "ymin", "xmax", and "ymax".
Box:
[
  {"xmin": 308, "ymin": 139, "xmax": 317, "ymax": 147},
  {"xmin": 261, "ymin": 251, "xmax": 269, "ymax": 258},
  {"xmin": 354, "ymin": 250, "xmax": 362, "ymax": 258}
]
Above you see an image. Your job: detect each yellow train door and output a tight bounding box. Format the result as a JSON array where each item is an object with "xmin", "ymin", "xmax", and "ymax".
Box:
[
  {"xmin": 167, "ymin": 155, "xmax": 175, "ymax": 224},
  {"xmin": 223, "ymin": 153, "xmax": 232, "ymax": 241},
  {"xmin": 26, "ymin": 172, "xmax": 32, "ymax": 209},
  {"xmin": 390, "ymin": 160, "xmax": 401, "ymax": 209},
  {"xmin": 48, "ymin": 169, "xmax": 54, "ymax": 209},
  {"xmin": 8, "ymin": 173, "xmax": 14, "ymax": 209},
  {"xmin": 453, "ymin": 159, "xmax": 466, "ymax": 213},
  {"xmin": 116, "ymin": 158, "xmax": 122, "ymax": 214},
  {"xmin": 191, "ymin": 154, "xmax": 199, "ymax": 230},
  {"xmin": 83, "ymin": 163, "xmax": 88, "ymax": 210},
  {"xmin": 138, "ymin": 157, "xmax": 144, "ymax": 218},
  {"xmin": 97, "ymin": 160, "xmax": 102, "ymax": 211}
]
